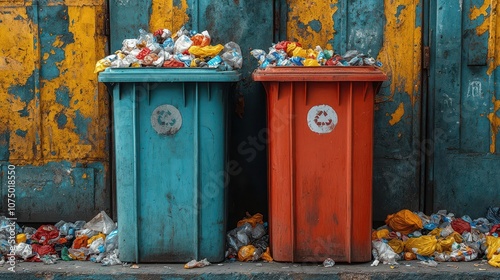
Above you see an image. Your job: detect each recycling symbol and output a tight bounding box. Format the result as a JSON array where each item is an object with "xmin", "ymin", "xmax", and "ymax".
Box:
[
  {"xmin": 307, "ymin": 105, "xmax": 338, "ymax": 134},
  {"xmin": 151, "ymin": 104, "xmax": 182, "ymax": 135}
]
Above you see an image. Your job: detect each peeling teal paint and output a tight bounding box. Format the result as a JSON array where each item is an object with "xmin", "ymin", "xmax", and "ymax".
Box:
[
  {"xmin": 308, "ymin": 20, "xmax": 322, "ymax": 32},
  {"xmin": 57, "ymin": 113, "xmax": 67, "ymax": 129},
  {"xmin": 56, "ymin": 85, "xmax": 70, "ymax": 107},
  {"xmin": 39, "ymin": 6, "xmax": 74, "ymax": 80},
  {"xmin": 74, "ymin": 109, "xmax": 91, "ymax": 141},
  {"xmin": 15, "ymin": 129, "xmax": 27, "ymax": 138},
  {"xmin": 8, "ymin": 74, "xmax": 35, "ymax": 104},
  {"xmin": 0, "ymin": 133, "xmax": 9, "ymax": 160},
  {"xmin": 396, "ymin": 5, "xmax": 405, "ymax": 24}
]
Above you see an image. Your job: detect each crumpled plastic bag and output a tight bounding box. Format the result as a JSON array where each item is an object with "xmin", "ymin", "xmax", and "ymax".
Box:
[
  {"xmin": 385, "ymin": 209, "xmax": 423, "ymax": 235},
  {"xmin": 404, "ymin": 236, "xmax": 437, "ymax": 256},
  {"xmin": 221, "ymin": 42, "xmax": 242, "ymax": 69},
  {"xmin": 237, "ymin": 213, "xmax": 264, "ymax": 228},
  {"xmin": 184, "ymin": 258, "xmax": 210, "ymax": 269},
  {"xmin": 387, "ymin": 238, "xmax": 404, "ymax": 254},
  {"xmin": 372, "ymin": 240, "xmax": 400, "ymax": 265},
  {"xmin": 227, "ymin": 222, "xmax": 252, "ymax": 250},
  {"xmin": 238, "ymin": 245, "xmax": 256, "ymax": 262},
  {"xmin": 31, "ymin": 225, "xmax": 60, "ymax": 245},
  {"xmin": 101, "ymin": 249, "xmax": 122, "ymax": 266},
  {"xmin": 84, "ymin": 211, "xmax": 116, "ymax": 235},
  {"xmin": 486, "ymin": 236, "xmax": 500, "ymax": 261},
  {"xmin": 451, "ymin": 218, "xmax": 471, "ymax": 234},
  {"xmin": 14, "ymin": 243, "xmax": 35, "ymax": 260},
  {"xmin": 372, "ymin": 229, "xmax": 390, "ymax": 240},
  {"xmin": 188, "ymin": 44, "xmax": 224, "ymax": 58}
]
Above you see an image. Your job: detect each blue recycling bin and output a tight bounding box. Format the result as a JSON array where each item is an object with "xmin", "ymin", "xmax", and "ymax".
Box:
[{"xmin": 99, "ymin": 68, "xmax": 240, "ymax": 263}]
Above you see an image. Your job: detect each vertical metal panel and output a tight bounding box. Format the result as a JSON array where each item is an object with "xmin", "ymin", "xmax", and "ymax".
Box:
[
  {"xmin": 286, "ymin": 0, "xmax": 423, "ymax": 223},
  {"xmin": 0, "ymin": 0, "xmax": 110, "ymax": 222},
  {"xmin": 429, "ymin": 0, "xmax": 500, "ymax": 218}
]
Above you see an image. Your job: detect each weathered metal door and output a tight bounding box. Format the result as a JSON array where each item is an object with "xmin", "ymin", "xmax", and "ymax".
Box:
[
  {"xmin": 427, "ymin": 0, "xmax": 500, "ymax": 218},
  {"xmin": 0, "ymin": 0, "xmax": 110, "ymax": 222}
]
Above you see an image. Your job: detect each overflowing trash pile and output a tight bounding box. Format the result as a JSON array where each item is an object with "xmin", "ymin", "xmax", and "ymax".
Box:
[
  {"xmin": 225, "ymin": 213, "xmax": 273, "ymax": 262},
  {"xmin": 2, "ymin": 211, "xmax": 121, "ymax": 266},
  {"xmin": 372, "ymin": 208, "xmax": 500, "ymax": 268},
  {"xmin": 250, "ymin": 41, "xmax": 382, "ymax": 68},
  {"xmin": 95, "ymin": 27, "xmax": 242, "ymax": 73}
]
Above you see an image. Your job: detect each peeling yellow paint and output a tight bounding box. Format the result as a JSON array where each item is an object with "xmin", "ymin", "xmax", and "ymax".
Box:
[
  {"xmin": 376, "ymin": 1, "xmax": 421, "ymax": 106},
  {"xmin": 487, "ymin": 96, "xmax": 500, "ymax": 153},
  {"xmin": 0, "ymin": 8, "xmax": 39, "ymax": 162},
  {"xmin": 471, "ymin": 0, "xmax": 499, "ymax": 75},
  {"xmin": 287, "ymin": 0, "xmax": 338, "ymax": 49},
  {"xmin": 389, "ymin": 102, "xmax": 405, "ymax": 126},
  {"xmin": 149, "ymin": 0, "xmax": 189, "ymax": 33},
  {"xmin": 40, "ymin": 6, "xmax": 108, "ymax": 161},
  {"xmin": 43, "ymin": 53, "xmax": 50, "ymax": 60}
]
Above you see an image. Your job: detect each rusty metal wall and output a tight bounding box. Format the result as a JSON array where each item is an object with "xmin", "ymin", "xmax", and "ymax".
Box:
[{"xmin": 0, "ymin": 0, "xmax": 110, "ymax": 222}]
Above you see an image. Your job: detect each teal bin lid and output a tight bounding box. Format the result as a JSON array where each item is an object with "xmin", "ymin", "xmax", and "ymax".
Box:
[{"xmin": 98, "ymin": 68, "xmax": 241, "ymax": 83}]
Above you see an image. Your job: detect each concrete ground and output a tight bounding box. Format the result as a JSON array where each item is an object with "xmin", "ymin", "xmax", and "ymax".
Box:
[{"xmin": 0, "ymin": 259, "xmax": 498, "ymax": 280}]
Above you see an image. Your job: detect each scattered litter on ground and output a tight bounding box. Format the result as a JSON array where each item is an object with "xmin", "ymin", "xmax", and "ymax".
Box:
[
  {"xmin": 184, "ymin": 258, "xmax": 210, "ymax": 269},
  {"xmin": 323, "ymin": 258, "xmax": 335, "ymax": 267}
]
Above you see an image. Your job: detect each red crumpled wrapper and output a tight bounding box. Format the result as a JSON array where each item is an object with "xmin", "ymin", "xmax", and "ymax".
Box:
[
  {"xmin": 451, "ymin": 218, "xmax": 471, "ymax": 234},
  {"xmin": 163, "ymin": 58, "xmax": 185, "ymax": 68},
  {"xmin": 31, "ymin": 244, "xmax": 56, "ymax": 256},
  {"xmin": 31, "ymin": 225, "xmax": 59, "ymax": 245}
]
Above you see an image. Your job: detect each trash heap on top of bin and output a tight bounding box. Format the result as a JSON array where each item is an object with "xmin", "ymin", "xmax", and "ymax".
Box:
[
  {"xmin": 250, "ymin": 40, "xmax": 382, "ymax": 68},
  {"xmin": 3, "ymin": 211, "xmax": 121, "ymax": 266},
  {"xmin": 94, "ymin": 26, "xmax": 242, "ymax": 73},
  {"xmin": 372, "ymin": 207, "xmax": 500, "ymax": 268}
]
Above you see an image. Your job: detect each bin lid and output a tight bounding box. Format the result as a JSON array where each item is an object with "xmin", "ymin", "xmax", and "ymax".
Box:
[
  {"xmin": 98, "ymin": 68, "xmax": 241, "ymax": 83},
  {"xmin": 252, "ymin": 66, "xmax": 388, "ymax": 82}
]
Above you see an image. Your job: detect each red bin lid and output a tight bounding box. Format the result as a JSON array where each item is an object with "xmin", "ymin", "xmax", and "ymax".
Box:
[{"xmin": 252, "ymin": 66, "xmax": 388, "ymax": 82}]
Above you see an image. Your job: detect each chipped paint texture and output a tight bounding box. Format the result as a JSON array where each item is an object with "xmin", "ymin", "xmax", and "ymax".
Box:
[
  {"xmin": 470, "ymin": 0, "xmax": 499, "ymax": 75},
  {"xmin": 0, "ymin": 7, "xmax": 39, "ymax": 162},
  {"xmin": 287, "ymin": 0, "xmax": 338, "ymax": 49},
  {"xmin": 470, "ymin": 0, "xmax": 500, "ymax": 152},
  {"xmin": 376, "ymin": 1, "xmax": 421, "ymax": 105},
  {"xmin": 389, "ymin": 102, "xmax": 405, "ymax": 126},
  {"xmin": 487, "ymin": 96, "xmax": 500, "ymax": 153},
  {"xmin": 149, "ymin": 0, "xmax": 189, "ymax": 33},
  {"xmin": 1, "ymin": 2, "xmax": 108, "ymax": 164}
]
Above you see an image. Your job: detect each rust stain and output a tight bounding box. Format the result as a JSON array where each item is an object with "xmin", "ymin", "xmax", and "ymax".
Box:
[
  {"xmin": 149, "ymin": 0, "xmax": 189, "ymax": 33},
  {"xmin": 287, "ymin": 0, "xmax": 338, "ymax": 49},
  {"xmin": 487, "ymin": 96, "xmax": 500, "ymax": 153},
  {"xmin": 376, "ymin": 1, "xmax": 421, "ymax": 106},
  {"xmin": 388, "ymin": 102, "xmax": 405, "ymax": 126}
]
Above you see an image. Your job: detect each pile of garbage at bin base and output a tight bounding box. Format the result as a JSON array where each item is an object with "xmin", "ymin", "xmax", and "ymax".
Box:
[
  {"xmin": 2, "ymin": 211, "xmax": 120, "ymax": 266},
  {"xmin": 94, "ymin": 26, "xmax": 242, "ymax": 73},
  {"xmin": 372, "ymin": 207, "xmax": 500, "ymax": 268},
  {"xmin": 251, "ymin": 41, "xmax": 383, "ymax": 69}
]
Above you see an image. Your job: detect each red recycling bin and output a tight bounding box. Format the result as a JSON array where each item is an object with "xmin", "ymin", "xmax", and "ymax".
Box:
[{"xmin": 253, "ymin": 66, "xmax": 387, "ymax": 262}]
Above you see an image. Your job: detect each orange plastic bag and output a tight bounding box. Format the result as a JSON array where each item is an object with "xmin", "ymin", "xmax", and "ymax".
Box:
[
  {"xmin": 388, "ymin": 238, "xmax": 404, "ymax": 254},
  {"xmin": 238, "ymin": 245, "xmax": 256, "ymax": 262},
  {"xmin": 261, "ymin": 247, "xmax": 273, "ymax": 262},
  {"xmin": 72, "ymin": 235, "xmax": 89, "ymax": 249},
  {"xmin": 404, "ymin": 236, "xmax": 437, "ymax": 256},
  {"xmin": 237, "ymin": 213, "xmax": 264, "ymax": 228},
  {"xmin": 372, "ymin": 229, "xmax": 390, "ymax": 240},
  {"xmin": 385, "ymin": 209, "xmax": 423, "ymax": 235}
]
